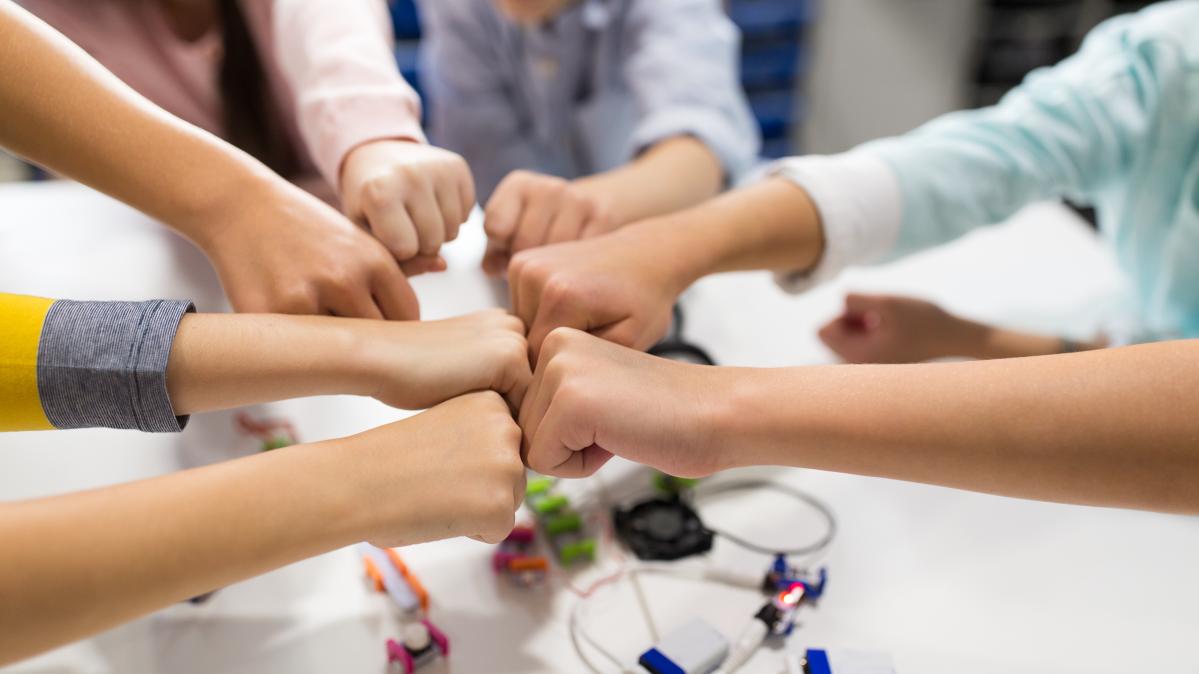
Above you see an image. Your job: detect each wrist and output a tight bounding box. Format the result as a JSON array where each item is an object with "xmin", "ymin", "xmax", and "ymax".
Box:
[
  {"xmin": 703, "ymin": 367, "xmax": 765, "ymax": 472},
  {"xmin": 614, "ymin": 214, "xmax": 724, "ymax": 293},
  {"xmin": 172, "ymin": 165, "xmax": 284, "ymax": 251},
  {"xmin": 289, "ymin": 437, "xmax": 377, "ymax": 545}
]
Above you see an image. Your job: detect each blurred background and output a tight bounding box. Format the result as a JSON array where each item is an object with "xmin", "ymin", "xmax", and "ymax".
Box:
[{"xmin": 0, "ymin": 0, "xmax": 1162, "ymax": 182}]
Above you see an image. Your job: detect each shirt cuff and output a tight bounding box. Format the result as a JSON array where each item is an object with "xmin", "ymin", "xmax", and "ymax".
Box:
[
  {"xmin": 630, "ymin": 106, "xmax": 760, "ymax": 184},
  {"xmin": 37, "ymin": 299, "xmax": 195, "ymax": 432},
  {"xmin": 302, "ymin": 91, "xmax": 428, "ymax": 190},
  {"xmin": 765, "ymin": 152, "xmax": 903, "ymax": 293}
]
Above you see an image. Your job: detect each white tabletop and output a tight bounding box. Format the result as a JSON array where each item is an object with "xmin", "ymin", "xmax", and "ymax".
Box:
[{"xmin": 1, "ymin": 181, "xmax": 1194, "ymax": 674}]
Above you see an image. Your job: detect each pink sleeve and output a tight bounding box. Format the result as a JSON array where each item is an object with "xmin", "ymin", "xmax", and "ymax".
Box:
[{"xmin": 271, "ymin": 0, "xmax": 427, "ymax": 189}]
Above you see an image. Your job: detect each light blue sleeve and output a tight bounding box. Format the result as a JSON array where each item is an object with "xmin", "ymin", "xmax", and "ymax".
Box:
[
  {"xmin": 865, "ymin": 11, "xmax": 1161, "ymax": 259},
  {"xmin": 419, "ymin": 0, "xmax": 555, "ymax": 199},
  {"xmin": 622, "ymin": 0, "xmax": 762, "ymax": 182}
]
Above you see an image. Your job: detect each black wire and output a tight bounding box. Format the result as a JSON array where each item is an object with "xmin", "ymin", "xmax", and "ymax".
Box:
[
  {"xmin": 693, "ymin": 480, "xmax": 837, "ymax": 558},
  {"xmin": 649, "ymin": 304, "xmax": 717, "ymax": 366}
]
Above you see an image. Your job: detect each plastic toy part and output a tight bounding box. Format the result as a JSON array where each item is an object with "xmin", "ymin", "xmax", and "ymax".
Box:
[
  {"xmin": 359, "ymin": 544, "xmax": 428, "ymax": 613},
  {"xmin": 524, "ymin": 476, "xmax": 598, "ymax": 568},
  {"xmin": 639, "ymin": 619, "xmax": 729, "ymax": 674},
  {"xmin": 558, "ymin": 539, "xmax": 596, "ymax": 565},
  {"xmin": 386, "ymin": 620, "xmax": 449, "ymax": 674},
  {"xmin": 234, "ymin": 412, "xmax": 299, "ymax": 452},
  {"xmin": 492, "ymin": 526, "xmax": 550, "ymax": 586},
  {"xmin": 755, "ymin": 558, "xmax": 827, "ymax": 638},
  {"xmin": 801, "ymin": 649, "xmax": 895, "ymax": 674}
]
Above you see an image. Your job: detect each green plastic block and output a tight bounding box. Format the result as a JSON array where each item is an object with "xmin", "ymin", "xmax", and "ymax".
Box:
[
  {"xmin": 526, "ymin": 477, "xmax": 554, "ymax": 496},
  {"xmin": 545, "ymin": 512, "xmax": 583, "ymax": 536},
  {"xmin": 533, "ymin": 494, "xmax": 569, "ymax": 515},
  {"xmin": 558, "ymin": 539, "xmax": 597, "ymax": 565},
  {"xmin": 261, "ymin": 437, "xmax": 293, "ymax": 452}
]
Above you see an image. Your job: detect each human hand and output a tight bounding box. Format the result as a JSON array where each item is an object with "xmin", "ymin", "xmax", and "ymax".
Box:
[
  {"xmin": 818, "ymin": 293, "xmax": 971, "ymax": 363},
  {"xmin": 347, "ymin": 392, "xmax": 526, "ymax": 546},
  {"xmin": 519, "ymin": 328, "xmax": 729, "ymax": 479},
  {"xmin": 341, "ymin": 139, "xmax": 475, "ymax": 263},
  {"xmin": 197, "ymin": 181, "xmax": 422, "ymax": 319},
  {"xmin": 356, "ymin": 309, "xmax": 532, "ymax": 411},
  {"xmin": 507, "ymin": 225, "xmax": 687, "ymax": 361},
  {"xmin": 482, "ymin": 170, "xmax": 616, "ymax": 275}
]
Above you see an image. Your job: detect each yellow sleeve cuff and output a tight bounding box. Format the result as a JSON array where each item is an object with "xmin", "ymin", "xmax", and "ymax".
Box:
[{"xmin": 0, "ymin": 293, "xmax": 54, "ymax": 431}]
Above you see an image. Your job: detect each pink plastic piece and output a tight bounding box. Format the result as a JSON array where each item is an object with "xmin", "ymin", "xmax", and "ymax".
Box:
[
  {"xmin": 492, "ymin": 550, "xmax": 517, "ymax": 572},
  {"xmin": 505, "ymin": 526, "xmax": 536, "ymax": 544},
  {"xmin": 386, "ymin": 638, "xmax": 415, "ymax": 674},
  {"xmin": 423, "ymin": 619, "xmax": 450, "ymax": 656}
]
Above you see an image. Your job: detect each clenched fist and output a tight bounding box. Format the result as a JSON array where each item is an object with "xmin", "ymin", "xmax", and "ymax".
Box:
[
  {"xmin": 482, "ymin": 170, "xmax": 616, "ymax": 275},
  {"xmin": 352, "ymin": 391, "xmax": 526, "ymax": 546},
  {"xmin": 519, "ymin": 328, "xmax": 730, "ymax": 478},
  {"xmin": 341, "ymin": 139, "xmax": 476, "ymax": 264}
]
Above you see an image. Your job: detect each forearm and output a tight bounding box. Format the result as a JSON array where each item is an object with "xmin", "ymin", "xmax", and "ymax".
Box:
[
  {"xmin": 618, "ymin": 177, "xmax": 824, "ymax": 288},
  {"xmin": 575, "ymin": 136, "xmax": 725, "ymax": 228},
  {"xmin": 0, "ymin": 438, "xmax": 362, "ymax": 664},
  {"xmin": 721, "ymin": 341, "xmax": 1199, "ymax": 513},
  {"xmin": 165, "ymin": 313, "xmax": 371, "ymax": 414},
  {"xmin": 0, "ymin": 4, "xmax": 278, "ymax": 246}
]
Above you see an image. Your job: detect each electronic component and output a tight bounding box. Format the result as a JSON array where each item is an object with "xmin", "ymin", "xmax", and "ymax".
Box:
[
  {"xmin": 649, "ymin": 304, "xmax": 717, "ymax": 366},
  {"xmin": 492, "ymin": 525, "xmax": 549, "ymax": 586},
  {"xmin": 613, "ymin": 496, "xmax": 713, "ymax": 561},
  {"xmin": 638, "ymin": 619, "xmax": 729, "ymax": 674},
  {"xmin": 359, "ymin": 544, "xmax": 428, "ymax": 614},
  {"xmin": 386, "ymin": 620, "xmax": 449, "ymax": 674},
  {"xmin": 797, "ymin": 650, "xmax": 895, "ymax": 674},
  {"xmin": 526, "ymin": 476, "xmax": 597, "ymax": 565}
]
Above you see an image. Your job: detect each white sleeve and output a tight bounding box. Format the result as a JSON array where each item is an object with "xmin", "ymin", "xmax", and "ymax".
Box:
[{"xmin": 765, "ymin": 152, "xmax": 902, "ymax": 293}]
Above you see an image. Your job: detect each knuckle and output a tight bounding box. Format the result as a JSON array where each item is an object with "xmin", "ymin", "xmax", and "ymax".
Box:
[
  {"xmin": 361, "ymin": 176, "xmax": 395, "ymax": 211},
  {"xmin": 539, "ymin": 276, "xmax": 575, "ymax": 307},
  {"xmin": 279, "ymin": 286, "xmax": 318, "ymax": 313},
  {"xmin": 543, "ymin": 326, "xmax": 581, "ymax": 354}
]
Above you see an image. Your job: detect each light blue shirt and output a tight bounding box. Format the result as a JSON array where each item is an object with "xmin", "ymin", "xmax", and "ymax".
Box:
[
  {"xmin": 778, "ymin": 1, "xmax": 1199, "ymax": 339},
  {"xmin": 419, "ymin": 0, "xmax": 761, "ymax": 201}
]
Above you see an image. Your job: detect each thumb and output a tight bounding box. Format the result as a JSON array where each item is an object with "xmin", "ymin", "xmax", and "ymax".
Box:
[
  {"xmin": 481, "ymin": 241, "xmax": 511, "ymax": 276},
  {"xmin": 483, "ymin": 190, "xmax": 523, "ymax": 245}
]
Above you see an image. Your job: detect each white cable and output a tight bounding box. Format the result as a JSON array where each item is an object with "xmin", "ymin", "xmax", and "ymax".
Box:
[{"xmin": 711, "ymin": 617, "xmax": 769, "ymax": 674}]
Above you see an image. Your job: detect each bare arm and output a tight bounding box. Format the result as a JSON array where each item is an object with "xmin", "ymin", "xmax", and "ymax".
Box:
[
  {"xmin": 0, "ymin": 391, "xmax": 523, "ymax": 665},
  {"xmin": 521, "ymin": 329, "xmax": 1199, "ymax": 514},
  {"xmin": 573, "ymin": 136, "xmax": 724, "ymax": 231},
  {"xmin": 0, "ymin": 3, "xmax": 420, "ymax": 319},
  {"xmin": 507, "ymin": 177, "xmax": 823, "ymax": 356},
  {"xmin": 166, "ymin": 310, "xmax": 530, "ymax": 413}
]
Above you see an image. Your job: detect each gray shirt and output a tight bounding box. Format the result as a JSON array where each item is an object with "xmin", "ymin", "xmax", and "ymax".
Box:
[{"xmin": 419, "ymin": 0, "xmax": 761, "ymax": 200}]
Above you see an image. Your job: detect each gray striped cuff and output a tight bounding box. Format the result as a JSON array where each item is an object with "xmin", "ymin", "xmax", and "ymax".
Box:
[{"xmin": 37, "ymin": 299, "xmax": 194, "ymax": 432}]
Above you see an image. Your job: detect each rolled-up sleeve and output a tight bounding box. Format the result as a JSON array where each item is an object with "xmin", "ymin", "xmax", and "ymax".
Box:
[
  {"xmin": 271, "ymin": 0, "xmax": 427, "ymax": 189},
  {"xmin": 767, "ymin": 152, "xmax": 902, "ymax": 293},
  {"xmin": 0, "ymin": 294, "xmax": 193, "ymax": 433},
  {"xmin": 768, "ymin": 11, "xmax": 1161, "ymax": 293},
  {"xmin": 623, "ymin": 0, "xmax": 761, "ymax": 183}
]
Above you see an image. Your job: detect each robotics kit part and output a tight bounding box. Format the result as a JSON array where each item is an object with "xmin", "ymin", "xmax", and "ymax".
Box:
[
  {"xmin": 638, "ymin": 619, "xmax": 730, "ymax": 674},
  {"xmin": 612, "ymin": 496, "xmax": 714, "ymax": 561},
  {"xmin": 386, "ymin": 620, "xmax": 450, "ymax": 674}
]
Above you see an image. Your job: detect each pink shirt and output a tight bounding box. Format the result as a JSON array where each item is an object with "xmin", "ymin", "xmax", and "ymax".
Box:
[{"xmin": 21, "ymin": 0, "xmax": 426, "ymax": 192}]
